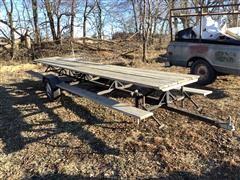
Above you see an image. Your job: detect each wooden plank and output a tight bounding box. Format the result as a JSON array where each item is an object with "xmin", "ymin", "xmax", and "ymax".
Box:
[
  {"xmin": 37, "ymin": 59, "xmax": 198, "ymax": 91},
  {"xmin": 39, "ymin": 58, "xmax": 197, "ymax": 85},
  {"xmin": 38, "ymin": 57, "xmax": 198, "ymax": 79},
  {"xmin": 36, "ymin": 59, "xmax": 170, "ymax": 87},
  {"xmin": 35, "ymin": 57, "xmax": 199, "ymax": 91},
  {"xmin": 35, "ymin": 57, "xmax": 193, "ymax": 81},
  {"xmin": 182, "ymin": 87, "xmax": 212, "ymax": 96},
  {"xmin": 35, "ymin": 57, "xmax": 195, "ymax": 81},
  {"xmin": 37, "ymin": 58, "xmax": 200, "ymax": 91},
  {"xmin": 57, "ymin": 82, "xmax": 153, "ymax": 120}
]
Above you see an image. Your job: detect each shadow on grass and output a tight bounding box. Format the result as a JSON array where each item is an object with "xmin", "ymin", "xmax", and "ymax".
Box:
[
  {"xmin": 29, "ymin": 161, "xmax": 240, "ymax": 179},
  {"xmin": 0, "ymin": 79, "xmax": 120, "ymax": 155},
  {"xmin": 160, "ymin": 162, "xmax": 240, "ymax": 180},
  {"xmin": 1, "ymin": 78, "xmax": 240, "ymax": 178}
]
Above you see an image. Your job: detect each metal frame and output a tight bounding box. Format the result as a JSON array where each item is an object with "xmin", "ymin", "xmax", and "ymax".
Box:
[
  {"xmin": 45, "ymin": 65, "xmax": 99, "ymax": 81},
  {"xmin": 143, "ymin": 90, "xmax": 234, "ymax": 130},
  {"xmin": 97, "ymin": 81, "xmax": 132, "ymax": 95},
  {"xmin": 44, "ymin": 65, "xmax": 235, "ymax": 131},
  {"xmin": 170, "ymin": 3, "xmax": 240, "ymax": 41}
]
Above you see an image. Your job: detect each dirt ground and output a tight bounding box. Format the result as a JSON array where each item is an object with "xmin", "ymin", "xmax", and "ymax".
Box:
[{"xmin": 0, "ymin": 53, "xmax": 240, "ymax": 179}]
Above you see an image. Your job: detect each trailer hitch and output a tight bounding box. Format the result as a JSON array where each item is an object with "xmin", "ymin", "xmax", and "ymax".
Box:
[{"xmin": 165, "ymin": 105, "xmax": 235, "ymax": 131}]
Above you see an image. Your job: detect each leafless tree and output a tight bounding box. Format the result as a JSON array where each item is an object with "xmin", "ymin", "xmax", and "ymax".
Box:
[
  {"xmin": 95, "ymin": 0, "xmax": 102, "ymax": 39},
  {"xmin": 0, "ymin": 0, "xmax": 238, "ymax": 61},
  {"xmin": 1, "ymin": 0, "xmax": 15, "ymax": 59},
  {"xmin": 44, "ymin": 0, "xmax": 57, "ymax": 40},
  {"xmin": 131, "ymin": 0, "xmax": 138, "ymax": 33},
  {"xmin": 232, "ymin": 0, "xmax": 239, "ymax": 27},
  {"xmin": 70, "ymin": 0, "xmax": 76, "ymax": 38},
  {"xmin": 83, "ymin": 0, "xmax": 96, "ymax": 39},
  {"xmin": 32, "ymin": 0, "xmax": 40, "ymax": 44}
]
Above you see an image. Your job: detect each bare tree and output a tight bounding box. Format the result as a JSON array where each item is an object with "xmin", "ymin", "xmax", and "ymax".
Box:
[
  {"xmin": 140, "ymin": 0, "xmax": 147, "ymax": 62},
  {"xmin": 232, "ymin": 0, "xmax": 239, "ymax": 27},
  {"xmin": 2, "ymin": 0, "xmax": 15, "ymax": 59},
  {"xmin": 70, "ymin": 0, "xmax": 76, "ymax": 38},
  {"xmin": 83, "ymin": 0, "xmax": 95, "ymax": 39},
  {"xmin": 44, "ymin": 0, "xmax": 57, "ymax": 40},
  {"xmin": 32, "ymin": 0, "xmax": 40, "ymax": 44},
  {"xmin": 94, "ymin": 0, "xmax": 103, "ymax": 39},
  {"xmin": 44, "ymin": 0, "xmax": 73, "ymax": 42},
  {"xmin": 131, "ymin": 0, "xmax": 138, "ymax": 33}
]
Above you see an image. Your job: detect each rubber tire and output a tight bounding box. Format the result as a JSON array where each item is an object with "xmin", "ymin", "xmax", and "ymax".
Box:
[
  {"xmin": 190, "ymin": 60, "xmax": 216, "ymax": 85},
  {"xmin": 43, "ymin": 78, "xmax": 61, "ymax": 101}
]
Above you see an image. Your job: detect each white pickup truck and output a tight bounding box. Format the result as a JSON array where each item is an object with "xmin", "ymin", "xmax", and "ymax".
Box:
[{"xmin": 166, "ymin": 40, "xmax": 240, "ymax": 85}]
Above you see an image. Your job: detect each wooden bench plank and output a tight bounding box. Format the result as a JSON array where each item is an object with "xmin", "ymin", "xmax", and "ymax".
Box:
[
  {"xmin": 182, "ymin": 87, "xmax": 212, "ymax": 96},
  {"xmin": 25, "ymin": 70, "xmax": 153, "ymax": 119},
  {"xmin": 57, "ymin": 82, "xmax": 153, "ymax": 120}
]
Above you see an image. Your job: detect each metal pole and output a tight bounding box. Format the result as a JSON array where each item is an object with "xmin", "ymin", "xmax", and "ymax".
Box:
[
  {"xmin": 199, "ymin": 5, "xmax": 203, "ymax": 41},
  {"xmin": 170, "ymin": 9, "xmax": 173, "ymax": 41}
]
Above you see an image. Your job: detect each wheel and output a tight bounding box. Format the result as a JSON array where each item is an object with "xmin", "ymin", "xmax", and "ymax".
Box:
[
  {"xmin": 44, "ymin": 79, "xmax": 61, "ymax": 101},
  {"xmin": 43, "ymin": 76, "xmax": 62, "ymax": 101},
  {"xmin": 190, "ymin": 59, "xmax": 216, "ymax": 85}
]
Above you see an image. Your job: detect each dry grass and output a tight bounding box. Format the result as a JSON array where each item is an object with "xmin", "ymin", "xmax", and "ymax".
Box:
[{"xmin": 0, "ymin": 52, "xmax": 240, "ymax": 179}]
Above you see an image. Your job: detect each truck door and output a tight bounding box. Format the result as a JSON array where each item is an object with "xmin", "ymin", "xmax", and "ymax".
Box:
[{"xmin": 210, "ymin": 44, "xmax": 240, "ymax": 74}]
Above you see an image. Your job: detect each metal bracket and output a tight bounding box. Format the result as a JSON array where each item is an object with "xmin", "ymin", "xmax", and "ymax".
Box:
[
  {"xmin": 180, "ymin": 91, "xmax": 202, "ymax": 112},
  {"xmin": 45, "ymin": 66, "xmax": 68, "ymax": 77},
  {"xmin": 146, "ymin": 91, "xmax": 177, "ymax": 111},
  {"xmin": 97, "ymin": 80, "xmax": 132, "ymax": 95},
  {"xmin": 45, "ymin": 66, "xmax": 100, "ymax": 82},
  {"xmin": 45, "ymin": 65, "xmax": 54, "ymax": 72}
]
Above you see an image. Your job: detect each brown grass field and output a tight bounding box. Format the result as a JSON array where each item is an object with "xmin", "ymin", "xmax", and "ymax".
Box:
[{"xmin": 0, "ymin": 50, "xmax": 240, "ymax": 179}]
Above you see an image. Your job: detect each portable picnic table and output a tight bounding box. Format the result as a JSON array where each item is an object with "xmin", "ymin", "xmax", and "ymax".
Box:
[{"xmin": 31, "ymin": 57, "xmax": 234, "ymax": 130}]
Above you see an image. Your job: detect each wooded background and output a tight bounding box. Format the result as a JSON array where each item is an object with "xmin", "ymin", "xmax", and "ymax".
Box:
[{"xmin": 0, "ymin": 0, "xmax": 239, "ymax": 61}]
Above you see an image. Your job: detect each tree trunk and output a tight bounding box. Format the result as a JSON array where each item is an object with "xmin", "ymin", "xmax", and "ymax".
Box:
[
  {"xmin": 147, "ymin": 0, "xmax": 152, "ymax": 44},
  {"xmin": 32, "ymin": 0, "xmax": 40, "ymax": 45},
  {"xmin": 57, "ymin": 16, "xmax": 61, "ymax": 41},
  {"xmin": 83, "ymin": 0, "xmax": 88, "ymax": 43},
  {"xmin": 83, "ymin": 16, "xmax": 87, "ymax": 38},
  {"xmin": 9, "ymin": 12, "xmax": 15, "ymax": 59},
  {"xmin": 170, "ymin": 0, "xmax": 178, "ymax": 33},
  {"xmin": 70, "ymin": 0, "xmax": 76, "ymax": 38},
  {"xmin": 44, "ymin": 0, "xmax": 57, "ymax": 40},
  {"xmin": 232, "ymin": 0, "xmax": 239, "ymax": 27},
  {"xmin": 131, "ymin": 0, "xmax": 138, "ymax": 33},
  {"xmin": 96, "ymin": 0, "xmax": 102, "ymax": 39},
  {"xmin": 83, "ymin": 0, "xmax": 96, "ymax": 43},
  {"xmin": 142, "ymin": 0, "xmax": 147, "ymax": 62},
  {"xmin": 2, "ymin": 0, "xmax": 15, "ymax": 59}
]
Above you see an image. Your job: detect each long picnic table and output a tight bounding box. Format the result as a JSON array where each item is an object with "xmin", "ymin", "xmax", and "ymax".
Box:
[
  {"xmin": 35, "ymin": 57, "xmax": 199, "ymax": 92},
  {"xmin": 33, "ymin": 57, "xmax": 234, "ymax": 131}
]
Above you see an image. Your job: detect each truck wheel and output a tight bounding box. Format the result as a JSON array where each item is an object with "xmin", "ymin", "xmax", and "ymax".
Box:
[
  {"xmin": 43, "ymin": 75, "xmax": 62, "ymax": 101},
  {"xmin": 190, "ymin": 60, "xmax": 216, "ymax": 85}
]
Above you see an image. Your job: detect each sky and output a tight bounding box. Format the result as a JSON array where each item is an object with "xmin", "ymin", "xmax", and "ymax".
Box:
[
  {"xmin": 0, "ymin": 0, "xmax": 139, "ymax": 40},
  {"xmin": 1, "ymin": 0, "xmax": 238, "ymax": 41}
]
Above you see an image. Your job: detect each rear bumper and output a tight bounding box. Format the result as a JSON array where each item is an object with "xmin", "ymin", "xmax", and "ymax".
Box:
[{"xmin": 158, "ymin": 54, "xmax": 172, "ymax": 67}]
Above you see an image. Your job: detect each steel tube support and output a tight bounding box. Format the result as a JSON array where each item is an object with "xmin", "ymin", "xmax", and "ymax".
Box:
[{"xmin": 165, "ymin": 105, "xmax": 235, "ymax": 131}]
